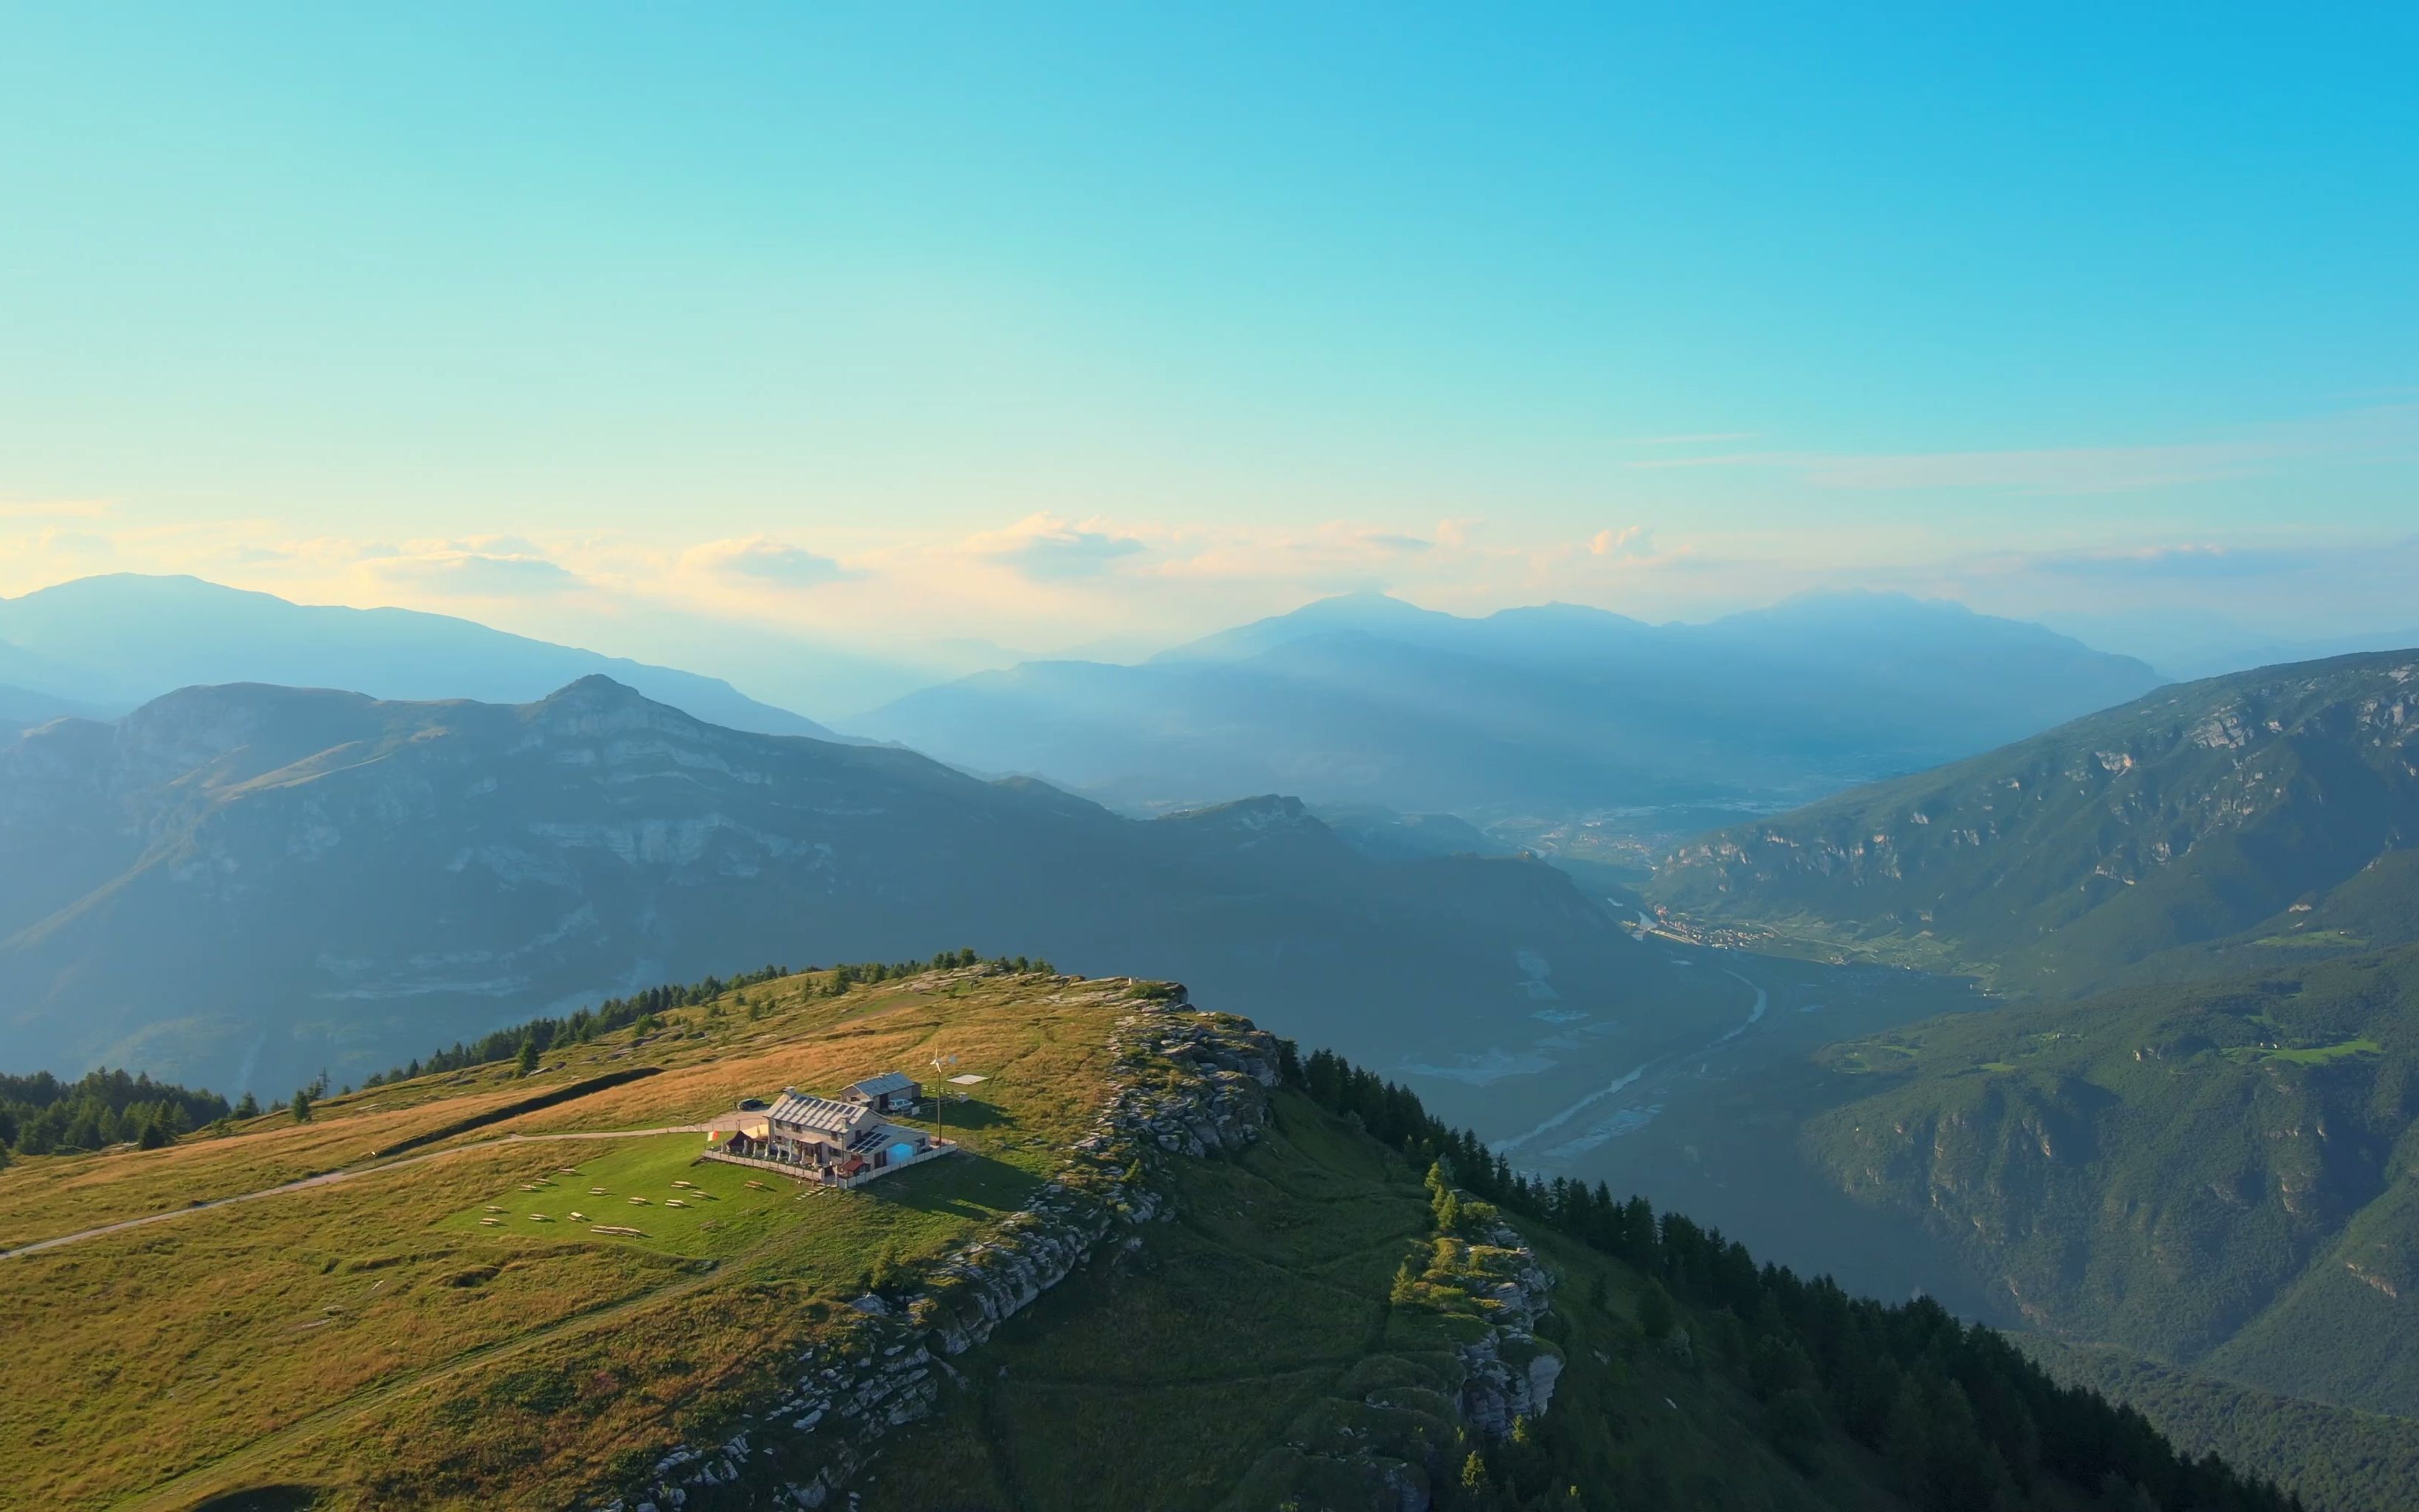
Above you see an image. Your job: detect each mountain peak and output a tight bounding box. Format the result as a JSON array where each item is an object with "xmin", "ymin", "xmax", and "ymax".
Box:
[
  {"xmin": 1167, "ymin": 793, "xmax": 1314, "ymax": 824},
  {"xmin": 547, "ymin": 673, "xmax": 651, "ymax": 703},
  {"xmin": 1156, "ymin": 793, "xmax": 1338, "ymax": 845},
  {"xmin": 1152, "ymin": 592, "xmax": 1452, "ymax": 664},
  {"xmin": 528, "ymin": 673, "xmax": 697, "ymax": 733}
]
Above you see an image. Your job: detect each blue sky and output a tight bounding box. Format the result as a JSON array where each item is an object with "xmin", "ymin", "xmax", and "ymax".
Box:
[{"xmin": 1, "ymin": 4, "xmax": 2413, "ymax": 690}]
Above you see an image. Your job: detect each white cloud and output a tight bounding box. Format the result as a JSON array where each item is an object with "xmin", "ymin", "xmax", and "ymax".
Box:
[
  {"xmin": 961, "ymin": 513, "xmax": 1147, "ymax": 580},
  {"xmin": 366, "ymin": 547, "xmax": 583, "ymax": 596},
  {"xmin": 683, "ymin": 536, "xmax": 858, "ymax": 588},
  {"xmin": 1588, "ymin": 525, "xmax": 1653, "ymax": 557}
]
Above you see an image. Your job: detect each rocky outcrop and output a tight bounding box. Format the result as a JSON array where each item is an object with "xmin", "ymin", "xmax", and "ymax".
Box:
[
  {"xmin": 1455, "ymin": 1223, "xmax": 1564, "ymax": 1438},
  {"xmin": 1215, "ymin": 1215, "xmax": 1562, "ymax": 1512},
  {"xmin": 596, "ymin": 994, "xmax": 1280, "ymax": 1512},
  {"xmin": 1653, "ymin": 654, "xmax": 2419, "ymax": 989}
]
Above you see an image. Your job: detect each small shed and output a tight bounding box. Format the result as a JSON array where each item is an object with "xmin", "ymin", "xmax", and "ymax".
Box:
[{"xmin": 840, "ymin": 1071, "xmax": 922, "ymax": 1114}]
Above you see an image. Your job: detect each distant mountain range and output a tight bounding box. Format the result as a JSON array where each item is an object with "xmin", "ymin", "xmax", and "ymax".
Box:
[
  {"xmin": 0, "ymin": 676, "xmax": 1653, "ymax": 1095},
  {"xmin": 851, "ymin": 590, "xmax": 2165, "ymax": 815},
  {"xmin": 1655, "ymin": 650, "xmax": 2419, "ymax": 992},
  {"xmin": 0, "ymin": 682, "xmax": 106, "ymax": 733},
  {"xmin": 0, "ymin": 574, "xmax": 840, "ymax": 739}
]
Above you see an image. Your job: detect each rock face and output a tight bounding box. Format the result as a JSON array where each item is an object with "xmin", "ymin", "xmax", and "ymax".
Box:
[
  {"xmin": 1455, "ymin": 1223, "xmax": 1565, "ymax": 1438},
  {"xmin": 595, "ymin": 999, "xmax": 1281, "ymax": 1512},
  {"xmin": 1209, "ymin": 1214, "xmax": 1563, "ymax": 1512},
  {"xmin": 1655, "ymin": 652, "xmax": 2419, "ymax": 989}
]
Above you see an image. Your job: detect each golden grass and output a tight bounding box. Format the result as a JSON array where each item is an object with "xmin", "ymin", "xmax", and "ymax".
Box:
[{"xmin": 0, "ymin": 969, "xmax": 1145, "ymax": 1511}]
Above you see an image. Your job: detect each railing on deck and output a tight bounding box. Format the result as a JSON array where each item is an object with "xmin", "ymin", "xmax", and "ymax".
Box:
[{"xmin": 696, "ymin": 1138, "xmax": 958, "ymax": 1188}]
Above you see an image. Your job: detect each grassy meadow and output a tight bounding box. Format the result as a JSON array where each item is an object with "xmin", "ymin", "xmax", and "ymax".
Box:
[{"xmin": 0, "ymin": 966, "xmax": 1140, "ymax": 1511}]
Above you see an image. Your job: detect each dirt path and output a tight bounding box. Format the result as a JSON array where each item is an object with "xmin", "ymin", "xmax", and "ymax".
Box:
[{"xmin": 0, "ymin": 1124, "xmax": 708, "ymax": 1262}]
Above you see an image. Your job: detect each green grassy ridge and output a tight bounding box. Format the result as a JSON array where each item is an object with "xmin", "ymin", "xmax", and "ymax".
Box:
[
  {"xmin": 1281, "ymin": 1051, "xmax": 2296, "ymax": 1512},
  {"xmin": 0, "ymin": 966, "xmax": 2303, "ymax": 1511},
  {"xmin": 862, "ymin": 1058, "xmax": 2298, "ymax": 1511},
  {"xmin": 1653, "ymin": 650, "xmax": 2419, "ymax": 995},
  {"xmin": 2014, "ymin": 1335, "xmax": 2419, "ymax": 1512},
  {"xmin": 865, "ymin": 1091, "xmax": 1915, "ymax": 1512},
  {"xmin": 1795, "ymin": 943, "xmax": 2419, "ymax": 1417}
]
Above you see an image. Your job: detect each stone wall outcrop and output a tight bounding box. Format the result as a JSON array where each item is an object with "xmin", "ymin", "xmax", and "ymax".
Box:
[
  {"xmin": 1455, "ymin": 1223, "xmax": 1564, "ymax": 1440},
  {"xmin": 596, "ymin": 992, "xmax": 1280, "ymax": 1512}
]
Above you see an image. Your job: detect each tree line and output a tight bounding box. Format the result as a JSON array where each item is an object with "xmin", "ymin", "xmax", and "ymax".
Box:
[
  {"xmin": 361, "ymin": 949, "xmax": 1056, "ymax": 1089},
  {"xmin": 1, "ymin": 950, "xmax": 1061, "ymax": 1166},
  {"xmin": 0, "ymin": 1068, "xmax": 232, "ymax": 1160},
  {"xmin": 1288, "ymin": 1044, "xmax": 2302, "ymax": 1512}
]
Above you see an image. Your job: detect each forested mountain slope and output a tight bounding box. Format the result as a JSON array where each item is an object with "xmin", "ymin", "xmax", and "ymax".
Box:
[
  {"xmin": 1656, "ymin": 651, "xmax": 2419, "ymax": 992},
  {"xmin": 1797, "ymin": 942, "xmax": 2419, "ymax": 1434},
  {"xmin": 0, "ymin": 677, "xmax": 1660, "ymax": 1096},
  {"xmin": 2020, "ymin": 1336, "xmax": 2419, "ymax": 1512}
]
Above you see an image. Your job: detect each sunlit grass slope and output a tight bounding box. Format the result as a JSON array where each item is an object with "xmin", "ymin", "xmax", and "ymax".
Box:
[{"xmin": 0, "ymin": 965, "xmax": 1125, "ymax": 1510}]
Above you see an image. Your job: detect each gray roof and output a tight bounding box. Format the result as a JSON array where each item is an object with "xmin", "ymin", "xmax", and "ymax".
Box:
[
  {"xmin": 845, "ymin": 1071, "xmax": 918, "ymax": 1099},
  {"xmin": 767, "ymin": 1090, "xmax": 874, "ymax": 1136}
]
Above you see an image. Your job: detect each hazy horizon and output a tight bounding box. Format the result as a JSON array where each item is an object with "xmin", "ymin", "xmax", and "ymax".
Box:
[
  {"xmin": 4, "ymin": 6, "xmax": 2415, "ymax": 688},
  {"xmin": 12, "ymin": 570, "xmax": 2418, "ymax": 726}
]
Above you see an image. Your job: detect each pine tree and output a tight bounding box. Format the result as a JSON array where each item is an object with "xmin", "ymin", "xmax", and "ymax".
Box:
[
  {"xmin": 290, "ymin": 1087, "xmax": 314, "ymax": 1123},
  {"xmin": 1636, "ymin": 1279, "xmax": 1675, "ymax": 1342},
  {"xmin": 1460, "ymin": 1450, "xmax": 1491, "ymax": 1498},
  {"xmin": 1767, "ymin": 1387, "xmax": 1827, "ymax": 1471},
  {"xmin": 516, "ymin": 1037, "xmax": 540, "ymax": 1076}
]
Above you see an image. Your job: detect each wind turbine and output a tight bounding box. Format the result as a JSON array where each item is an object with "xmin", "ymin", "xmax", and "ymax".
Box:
[{"xmin": 930, "ymin": 1054, "xmax": 959, "ymax": 1141}]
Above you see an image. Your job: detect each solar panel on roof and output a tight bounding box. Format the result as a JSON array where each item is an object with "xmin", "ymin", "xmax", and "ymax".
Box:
[{"xmin": 766, "ymin": 1092, "xmax": 870, "ymax": 1135}]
